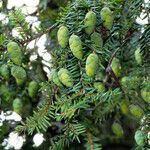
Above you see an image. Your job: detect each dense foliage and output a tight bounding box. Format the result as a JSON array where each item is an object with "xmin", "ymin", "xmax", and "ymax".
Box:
[{"xmin": 0, "ymin": 0, "xmax": 150, "ymax": 149}]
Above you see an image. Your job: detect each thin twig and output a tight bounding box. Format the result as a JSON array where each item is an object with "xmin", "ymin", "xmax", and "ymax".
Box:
[{"xmin": 105, "ymin": 28, "xmax": 134, "ymax": 88}]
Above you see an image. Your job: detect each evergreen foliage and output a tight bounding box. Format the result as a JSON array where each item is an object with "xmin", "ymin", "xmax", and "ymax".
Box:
[{"xmin": 0, "ymin": 0, "xmax": 149, "ymax": 149}]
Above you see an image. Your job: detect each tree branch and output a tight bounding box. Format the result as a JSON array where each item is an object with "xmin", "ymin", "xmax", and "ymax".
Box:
[{"xmin": 105, "ymin": 28, "xmax": 135, "ymax": 88}]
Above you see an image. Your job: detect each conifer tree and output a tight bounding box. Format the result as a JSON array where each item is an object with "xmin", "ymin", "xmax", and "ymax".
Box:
[{"xmin": 0, "ymin": 0, "xmax": 149, "ymax": 149}]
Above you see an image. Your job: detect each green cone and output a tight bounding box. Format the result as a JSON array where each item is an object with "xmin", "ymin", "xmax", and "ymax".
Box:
[
  {"xmin": 129, "ymin": 105, "xmax": 144, "ymax": 118},
  {"xmin": 135, "ymin": 48, "xmax": 142, "ymax": 65},
  {"xmin": 0, "ymin": 84, "xmax": 14, "ymax": 102},
  {"xmin": 141, "ymin": 84, "xmax": 150, "ymax": 103},
  {"xmin": 69, "ymin": 34, "xmax": 83, "ymax": 59},
  {"xmin": 86, "ymin": 53, "xmax": 99, "ymax": 78},
  {"xmin": 100, "ymin": 7, "xmax": 114, "ymax": 30},
  {"xmin": 91, "ymin": 32, "xmax": 103, "ymax": 50},
  {"xmin": 57, "ymin": 26, "xmax": 69, "ymax": 48},
  {"xmin": 94, "ymin": 82, "xmax": 106, "ymax": 92},
  {"xmin": 28, "ymin": 81, "xmax": 39, "ymax": 98},
  {"xmin": 58, "ymin": 68, "xmax": 73, "ymax": 87},
  {"xmin": 120, "ymin": 100, "xmax": 129, "ymax": 115},
  {"xmin": 0, "ymin": 64, "xmax": 10, "ymax": 80},
  {"xmin": 84, "ymin": 10, "xmax": 96, "ymax": 35},
  {"xmin": 51, "ymin": 69, "xmax": 63, "ymax": 87},
  {"xmin": 121, "ymin": 76, "xmax": 141, "ymax": 90},
  {"xmin": 112, "ymin": 122, "xmax": 124, "ymax": 137},
  {"xmin": 111, "ymin": 57, "xmax": 121, "ymax": 77},
  {"xmin": 13, "ymin": 98, "xmax": 23, "ymax": 114},
  {"xmin": 7, "ymin": 41, "xmax": 23, "ymax": 65},
  {"xmin": 11, "ymin": 65, "xmax": 27, "ymax": 85}
]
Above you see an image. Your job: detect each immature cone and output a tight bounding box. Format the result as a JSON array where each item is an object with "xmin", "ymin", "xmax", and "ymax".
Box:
[
  {"xmin": 84, "ymin": 10, "xmax": 96, "ymax": 35},
  {"xmin": 103, "ymin": 16, "xmax": 114, "ymax": 30},
  {"xmin": 51, "ymin": 69, "xmax": 63, "ymax": 87},
  {"xmin": 100, "ymin": 7, "xmax": 114, "ymax": 30},
  {"xmin": 58, "ymin": 68, "xmax": 73, "ymax": 87},
  {"xmin": 86, "ymin": 53, "xmax": 99, "ymax": 78},
  {"xmin": 141, "ymin": 84, "xmax": 150, "ymax": 103},
  {"xmin": 0, "ymin": 64, "xmax": 10, "ymax": 80},
  {"xmin": 121, "ymin": 76, "xmax": 141, "ymax": 90},
  {"xmin": 11, "ymin": 65, "xmax": 27, "ymax": 85},
  {"xmin": 134, "ymin": 130, "xmax": 146, "ymax": 146},
  {"xmin": 7, "ymin": 41, "xmax": 23, "ymax": 65},
  {"xmin": 120, "ymin": 100, "xmax": 129, "ymax": 115},
  {"xmin": 111, "ymin": 122, "xmax": 124, "ymax": 137},
  {"xmin": 28, "ymin": 81, "xmax": 39, "ymax": 98},
  {"xmin": 111, "ymin": 57, "xmax": 121, "ymax": 77},
  {"xmin": 69, "ymin": 34, "xmax": 83, "ymax": 59},
  {"xmin": 135, "ymin": 48, "xmax": 142, "ymax": 65},
  {"xmin": 129, "ymin": 105, "xmax": 144, "ymax": 118},
  {"xmin": 57, "ymin": 26, "xmax": 69, "ymax": 48},
  {"xmin": 0, "ymin": 84, "xmax": 14, "ymax": 102},
  {"xmin": 91, "ymin": 32, "xmax": 103, "ymax": 50},
  {"xmin": 94, "ymin": 82, "xmax": 106, "ymax": 92},
  {"xmin": 13, "ymin": 98, "xmax": 23, "ymax": 114}
]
